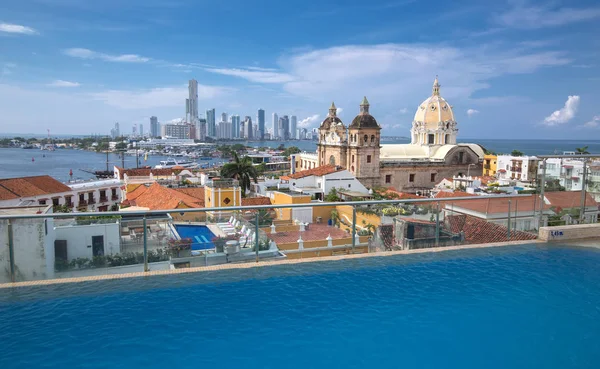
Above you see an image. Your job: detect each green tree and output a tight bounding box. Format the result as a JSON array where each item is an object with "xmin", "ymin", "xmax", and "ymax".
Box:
[
  {"xmin": 53, "ymin": 204, "xmax": 72, "ymax": 213},
  {"xmin": 511, "ymin": 150, "xmax": 524, "ymax": 157},
  {"xmin": 220, "ymin": 152, "xmax": 259, "ymax": 197},
  {"xmin": 115, "ymin": 142, "xmax": 128, "ymax": 150},
  {"xmin": 576, "ymin": 146, "xmax": 590, "ymax": 154},
  {"xmin": 324, "ymin": 187, "xmax": 341, "ymax": 202},
  {"xmin": 283, "ymin": 146, "xmax": 301, "ymax": 158}
]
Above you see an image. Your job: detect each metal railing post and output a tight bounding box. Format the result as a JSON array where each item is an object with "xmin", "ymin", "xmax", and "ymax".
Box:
[
  {"xmin": 351, "ymin": 205, "xmax": 357, "ymax": 252},
  {"xmin": 435, "ymin": 201, "xmax": 440, "ymax": 247},
  {"xmin": 507, "ymin": 199, "xmax": 512, "ymax": 241},
  {"xmin": 538, "ymin": 158, "xmax": 547, "ymax": 230},
  {"xmin": 143, "ymin": 216, "xmax": 148, "ymax": 272},
  {"xmin": 580, "ymin": 159, "xmax": 588, "ymax": 223},
  {"xmin": 255, "ymin": 212, "xmax": 260, "ymax": 262},
  {"xmin": 8, "ymin": 219, "xmax": 16, "ymax": 283}
]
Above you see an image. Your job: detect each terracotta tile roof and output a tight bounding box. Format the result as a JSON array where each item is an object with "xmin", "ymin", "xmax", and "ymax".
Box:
[
  {"xmin": 480, "ymin": 176, "xmax": 497, "ymax": 185},
  {"xmin": 434, "ymin": 190, "xmax": 477, "ymax": 199},
  {"xmin": 283, "ymin": 165, "xmax": 341, "ymax": 180},
  {"xmin": 446, "ymin": 214, "xmax": 537, "ymax": 244},
  {"xmin": 446, "ymin": 195, "xmax": 549, "ymax": 214},
  {"xmin": 174, "ymin": 187, "xmax": 205, "ymax": 201},
  {"xmin": 241, "ymin": 196, "xmax": 272, "ymax": 206},
  {"xmin": 378, "ymin": 187, "xmax": 422, "ymax": 200},
  {"xmin": 0, "ymin": 175, "xmax": 71, "ymax": 200},
  {"xmin": 544, "ymin": 191, "xmax": 598, "ymax": 211},
  {"xmin": 269, "ymin": 224, "xmax": 348, "ymax": 244},
  {"xmin": 125, "ymin": 183, "xmax": 204, "ymax": 210}
]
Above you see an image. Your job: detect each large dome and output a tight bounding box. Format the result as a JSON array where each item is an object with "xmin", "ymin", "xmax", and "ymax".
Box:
[
  {"xmin": 413, "ymin": 77, "xmax": 455, "ymax": 129},
  {"xmin": 320, "ymin": 101, "xmax": 345, "ymax": 130}
]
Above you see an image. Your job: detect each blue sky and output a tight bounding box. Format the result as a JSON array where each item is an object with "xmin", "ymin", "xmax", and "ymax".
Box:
[{"xmin": 1, "ymin": 0, "xmax": 599, "ymax": 139}]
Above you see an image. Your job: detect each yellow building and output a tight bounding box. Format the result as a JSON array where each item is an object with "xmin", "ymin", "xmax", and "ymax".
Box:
[
  {"xmin": 204, "ymin": 179, "xmax": 242, "ymax": 221},
  {"xmin": 483, "ymin": 154, "xmax": 497, "ymax": 176}
]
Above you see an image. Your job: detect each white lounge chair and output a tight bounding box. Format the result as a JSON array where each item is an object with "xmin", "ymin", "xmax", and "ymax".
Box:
[{"xmin": 217, "ymin": 216, "xmax": 234, "ymax": 227}]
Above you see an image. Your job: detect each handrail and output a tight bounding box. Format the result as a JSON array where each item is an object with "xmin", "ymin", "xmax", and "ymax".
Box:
[{"xmin": 0, "ymin": 194, "xmax": 534, "ymax": 221}]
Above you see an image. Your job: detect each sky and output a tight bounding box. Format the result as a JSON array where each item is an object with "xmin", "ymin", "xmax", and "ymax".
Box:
[{"xmin": 1, "ymin": 0, "xmax": 599, "ymax": 139}]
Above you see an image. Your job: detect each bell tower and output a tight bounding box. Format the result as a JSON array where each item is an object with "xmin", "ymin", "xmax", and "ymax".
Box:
[
  {"xmin": 347, "ymin": 96, "xmax": 381, "ymax": 188},
  {"xmin": 317, "ymin": 102, "xmax": 347, "ymax": 168}
]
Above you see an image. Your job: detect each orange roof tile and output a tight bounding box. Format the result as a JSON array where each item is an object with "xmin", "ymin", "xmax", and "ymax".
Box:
[
  {"xmin": 544, "ymin": 191, "xmax": 597, "ymax": 211},
  {"xmin": 126, "ymin": 183, "xmax": 204, "ymax": 210},
  {"xmin": 173, "ymin": 187, "xmax": 205, "ymax": 202},
  {"xmin": 446, "ymin": 214, "xmax": 537, "ymax": 244},
  {"xmin": 447, "ymin": 195, "xmax": 549, "ymax": 214},
  {"xmin": 115, "ymin": 167, "xmax": 180, "ymax": 180},
  {"xmin": 0, "ymin": 175, "xmax": 71, "ymax": 200},
  {"xmin": 241, "ymin": 197, "xmax": 272, "ymax": 206},
  {"xmin": 285, "ymin": 165, "xmax": 341, "ymax": 180}
]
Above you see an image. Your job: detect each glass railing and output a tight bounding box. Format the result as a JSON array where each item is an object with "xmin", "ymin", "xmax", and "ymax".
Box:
[{"xmin": 1, "ymin": 194, "xmax": 546, "ymax": 284}]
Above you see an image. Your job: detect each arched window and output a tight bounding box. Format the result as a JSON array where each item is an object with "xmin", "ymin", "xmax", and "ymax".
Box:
[
  {"xmin": 364, "ymin": 135, "xmax": 368, "ymax": 143},
  {"xmin": 352, "ymin": 155, "xmax": 355, "ymax": 163},
  {"xmin": 351, "ymin": 166, "xmax": 355, "ymax": 172},
  {"xmin": 329, "ymin": 155, "xmax": 336, "ymax": 165},
  {"xmin": 371, "ymin": 135, "xmax": 375, "ymax": 143},
  {"xmin": 445, "ymin": 134, "xmax": 449, "ymax": 144}
]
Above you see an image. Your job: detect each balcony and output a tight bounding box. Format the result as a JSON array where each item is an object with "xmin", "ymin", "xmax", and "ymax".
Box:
[
  {"xmin": 484, "ymin": 164, "xmax": 491, "ymax": 170},
  {"xmin": 87, "ymin": 199, "xmax": 96, "ymax": 205},
  {"xmin": 111, "ymin": 195, "xmax": 119, "ymax": 201},
  {"xmin": 78, "ymin": 200, "xmax": 88, "ymax": 207},
  {"xmin": 510, "ymin": 167, "xmax": 522, "ymax": 173},
  {"xmin": 99, "ymin": 197, "xmax": 108, "ymax": 203}
]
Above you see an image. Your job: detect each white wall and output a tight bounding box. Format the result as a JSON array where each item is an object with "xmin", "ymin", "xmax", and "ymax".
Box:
[
  {"xmin": 322, "ymin": 170, "xmax": 369, "ymax": 194},
  {"xmin": 54, "ymin": 222, "xmax": 121, "ymax": 261},
  {"xmin": 0, "ymin": 218, "xmax": 55, "ymax": 283}
]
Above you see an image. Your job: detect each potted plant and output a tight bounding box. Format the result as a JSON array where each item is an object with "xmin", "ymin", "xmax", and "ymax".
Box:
[{"xmin": 167, "ymin": 238, "xmax": 193, "ymax": 257}]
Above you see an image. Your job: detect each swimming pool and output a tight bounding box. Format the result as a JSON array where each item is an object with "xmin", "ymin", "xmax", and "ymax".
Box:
[
  {"xmin": 173, "ymin": 224, "xmax": 216, "ymax": 250},
  {"xmin": 1, "ymin": 244, "xmax": 600, "ymax": 368}
]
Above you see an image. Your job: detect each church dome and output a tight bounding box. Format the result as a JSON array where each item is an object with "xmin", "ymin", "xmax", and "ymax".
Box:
[
  {"xmin": 320, "ymin": 101, "xmax": 344, "ymax": 130},
  {"xmin": 349, "ymin": 96, "xmax": 380, "ymax": 129},
  {"xmin": 413, "ymin": 77, "xmax": 455, "ymax": 129}
]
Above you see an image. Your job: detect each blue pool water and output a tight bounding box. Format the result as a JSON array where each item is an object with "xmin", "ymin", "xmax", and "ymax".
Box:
[
  {"xmin": 173, "ymin": 224, "xmax": 216, "ymax": 250},
  {"xmin": 2, "ymin": 245, "xmax": 600, "ymax": 368}
]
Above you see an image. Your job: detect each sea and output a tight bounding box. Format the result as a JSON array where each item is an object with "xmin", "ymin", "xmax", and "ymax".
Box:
[{"xmin": 1, "ymin": 138, "xmax": 599, "ymax": 182}]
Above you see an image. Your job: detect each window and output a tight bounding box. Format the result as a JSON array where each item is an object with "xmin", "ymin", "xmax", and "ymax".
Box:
[
  {"xmin": 364, "ymin": 135, "xmax": 368, "ymax": 143},
  {"xmin": 367, "ymin": 155, "xmax": 371, "ymax": 163},
  {"xmin": 348, "ymin": 184, "xmax": 351, "ymax": 188},
  {"xmin": 409, "ymin": 174, "xmax": 415, "ymax": 182},
  {"xmin": 459, "ymin": 152, "xmax": 464, "ymax": 163},
  {"xmin": 371, "ymin": 135, "xmax": 375, "ymax": 143},
  {"xmin": 431, "ymin": 173, "xmax": 436, "ymax": 182},
  {"xmin": 352, "ymin": 155, "xmax": 355, "ymax": 163},
  {"xmin": 52, "ymin": 198, "xmax": 60, "ymax": 206},
  {"xmin": 428, "ymin": 134, "xmax": 435, "ymax": 144},
  {"xmin": 38, "ymin": 199, "xmax": 47, "ymax": 205},
  {"xmin": 385, "ymin": 174, "xmax": 391, "ymax": 184}
]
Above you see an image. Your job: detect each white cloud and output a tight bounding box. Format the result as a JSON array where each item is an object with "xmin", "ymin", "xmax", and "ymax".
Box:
[
  {"xmin": 1, "ymin": 63, "xmax": 16, "ymax": 77},
  {"xmin": 336, "ymin": 107, "xmax": 343, "ymax": 114},
  {"xmin": 47, "ymin": 80, "xmax": 80, "ymax": 87},
  {"xmin": 467, "ymin": 108, "xmax": 479, "ymax": 117},
  {"xmin": 63, "ymin": 48, "xmax": 150, "ymax": 63},
  {"xmin": 0, "ymin": 23, "xmax": 37, "ymax": 35},
  {"xmin": 89, "ymin": 84, "xmax": 233, "ymax": 109},
  {"xmin": 543, "ymin": 96, "xmax": 580, "ymax": 126},
  {"xmin": 399, "ymin": 108, "xmax": 408, "ymax": 114},
  {"xmin": 583, "ymin": 116, "xmax": 600, "ymax": 128},
  {"xmin": 495, "ymin": 5, "xmax": 600, "ymax": 29},
  {"xmin": 298, "ymin": 114, "xmax": 321, "ymax": 128},
  {"xmin": 204, "ymin": 67, "xmax": 294, "ymax": 84}
]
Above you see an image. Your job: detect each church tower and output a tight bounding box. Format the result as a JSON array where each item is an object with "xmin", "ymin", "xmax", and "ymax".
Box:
[
  {"xmin": 317, "ymin": 102, "xmax": 348, "ymax": 167},
  {"xmin": 347, "ymin": 96, "xmax": 381, "ymax": 188},
  {"xmin": 411, "ymin": 76, "xmax": 458, "ymax": 148}
]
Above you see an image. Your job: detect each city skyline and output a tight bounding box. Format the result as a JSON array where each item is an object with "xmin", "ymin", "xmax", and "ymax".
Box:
[{"xmin": 1, "ymin": 0, "xmax": 599, "ymax": 139}]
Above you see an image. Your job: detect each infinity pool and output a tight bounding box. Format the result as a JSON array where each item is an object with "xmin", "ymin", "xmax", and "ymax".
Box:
[{"xmin": 1, "ymin": 244, "xmax": 600, "ymax": 369}]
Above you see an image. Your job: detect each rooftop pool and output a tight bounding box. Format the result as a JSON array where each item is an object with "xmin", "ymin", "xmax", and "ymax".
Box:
[
  {"xmin": 173, "ymin": 224, "xmax": 216, "ymax": 250},
  {"xmin": 2, "ymin": 244, "xmax": 600, "ymax": 368}
]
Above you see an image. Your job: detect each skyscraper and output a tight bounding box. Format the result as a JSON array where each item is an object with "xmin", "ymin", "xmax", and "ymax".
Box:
[
  {"xmin": 282, "ymin": 115, "xmax": 290, "ymax": 140},
  {"xmin": 188, "ymin": 80, "xmax": 199, "ymax": 123},
  {"xmin": 221, "ymin": 112, "xmax": 228, "ymax": 123},
  {"xmin": 278, "ymin": 117, "xmax": 285, "ymax": 140},
  {"xmin": 258, "ymin": 109, "xmax": 265, "ymax": 140},
  {"xmin": 111, "ymin": 122, "xmax": 120, "ymax": 138},
  {"xmin": 150, "ymin": 116, "xmax": 159, "ymax": 137},
  {"xmin": 290, "ymin": 115, "xmax": 297, "ymax": 140},
  {"xmin": 272, "ymin": 112, "xmax": 278, "ymax": 140},
  {"xmin": 196, "ymin": 118, "xmax": 206, "ymax": 141},
  {"xmin": 230, "ymin": 115, "xmax": 241, "ymax": 139},
  {"xmin": 206, "ymin": 109, "xmax": 216, "ymax": 137},
  {"xmin": 243, "ymin": 116, "xmax": 253, "ymax": 139},
  {"xmin": 139, "ymin": 124, "xmax": 144, "ymax": 137}
]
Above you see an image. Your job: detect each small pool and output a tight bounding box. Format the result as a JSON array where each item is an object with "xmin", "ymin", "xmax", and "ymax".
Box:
[
  {"xmin": 173, "ymin": 224, "xmax": 216, "ymax": 250},
  {"xmin": 1, "ymin": 244, "xmax": 600, "ymax": 368}
]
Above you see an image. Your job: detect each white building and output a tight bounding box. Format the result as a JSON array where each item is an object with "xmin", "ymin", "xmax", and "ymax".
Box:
[
  {"xmin": 0, "ymin": 176, "xmax": 122, "ymax": 212},
  {"xmin": 540, "ymin": 157, "xmax": 586, "ymax": 191},
  {"xmin": 217, "ymin": 121, "xmax": 233, "ymax": 140},
  {"xmin": 281, "ymin": 165, "xmax": 369, "ymax": 200},
  {"xmin": 272, "ymin": 112, "xmax": 278, "ymax": 139},
  {"xmin": 497, "ymin": 155, "xmax": 539, "ymax": 183},
  {"xmin": 137, "ymin": 137, "xmax": 196, "ymax": 148},
  {"xmin": 290, "ymin": 152, "xmax": 319, "ymax": 172}
]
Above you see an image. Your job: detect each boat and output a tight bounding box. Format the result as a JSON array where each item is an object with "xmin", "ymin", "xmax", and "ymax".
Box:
[{"xmin": 154, "ymin": 158, "xmax": 198, "ymax": 169}]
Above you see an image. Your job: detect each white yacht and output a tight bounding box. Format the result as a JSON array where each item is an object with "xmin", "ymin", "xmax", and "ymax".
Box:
[{"xmin": 154, "ymin": 158, "xmax": 198, "ymax": 169}]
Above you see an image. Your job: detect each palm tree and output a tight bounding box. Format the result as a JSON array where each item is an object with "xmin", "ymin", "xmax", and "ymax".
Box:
[
  {"xmin": 220, "ymin": 152, "xmax": 259, "ymax": 197},
  {"xmin": 576, "ymin": 146, "xmax": 590, "ymax": 154}
]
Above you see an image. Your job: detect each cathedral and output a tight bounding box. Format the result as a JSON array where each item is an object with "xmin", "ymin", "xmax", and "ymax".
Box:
[{"xmin": 314, "ymin": 77, "xmax": 484, "ymax": 193}]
